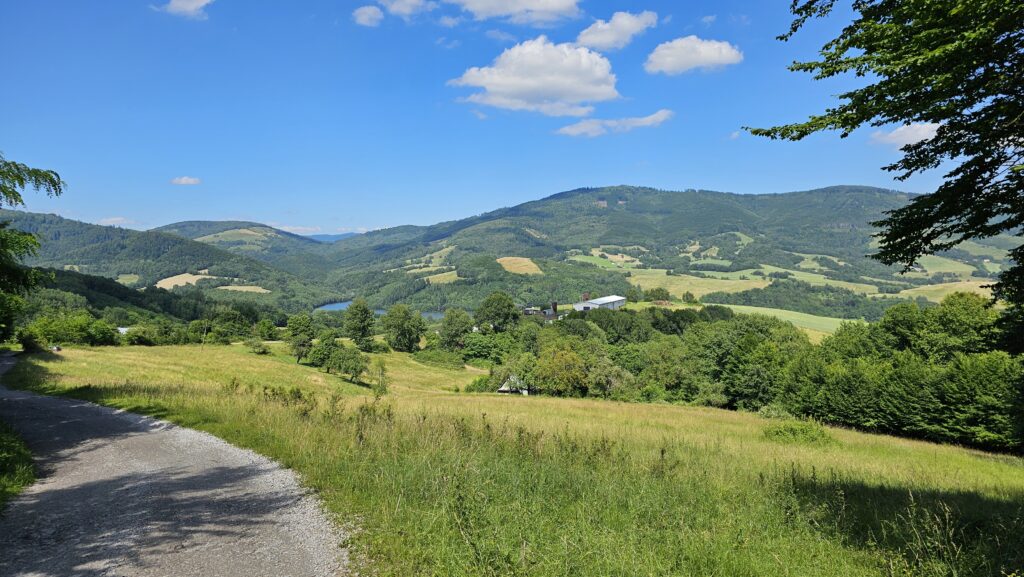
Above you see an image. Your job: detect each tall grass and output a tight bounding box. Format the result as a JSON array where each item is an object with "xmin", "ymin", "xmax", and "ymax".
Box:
[
  {"xmin": 0, "ymin": 420, "xmax": 34, "ymax": 510},
  {"xmin": 5, "ymin": 345, "xmax": 1024, "ymax": 576}
]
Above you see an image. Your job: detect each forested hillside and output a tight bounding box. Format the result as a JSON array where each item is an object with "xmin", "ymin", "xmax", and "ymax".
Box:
[
  {"xmin": 9, "ymin": 185, "xmax": 1018, "ymax": 314},
  {"xmin": 1, "ymin": 211, "xmax": 342, "ymax": 311}
]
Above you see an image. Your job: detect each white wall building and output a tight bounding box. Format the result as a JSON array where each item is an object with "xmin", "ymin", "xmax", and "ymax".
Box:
[{"xmin": 572, "ymin": 295, "xmax": 627, "ymax": 312}]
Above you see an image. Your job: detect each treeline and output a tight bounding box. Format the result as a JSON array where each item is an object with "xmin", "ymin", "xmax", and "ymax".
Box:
[
  {"xmin": 14, "ymin": 269, "xmax": 290, "ymax": 349},
  {"xmin": 419, "ymin": 291, "xmax": 1021, "ymax": 452},
  {"xmin": 703, "ymin": 280, "xmax": 929, "ymax": 321}
]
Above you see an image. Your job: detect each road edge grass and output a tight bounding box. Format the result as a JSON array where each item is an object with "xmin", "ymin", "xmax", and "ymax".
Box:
[{"xmin": 0, "ymin": 420, "xmax": 34, "ymax": 511}]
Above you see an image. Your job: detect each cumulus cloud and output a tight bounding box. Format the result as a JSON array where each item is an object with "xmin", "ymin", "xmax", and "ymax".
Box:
[
  {"xmin": 557, "ymin": 109, "xmax": 674, "ymax": 137},
  {"xmin": 444, "ymin": 0, "xmax": 581, "ymax": 25},
  {"xmin": 701, "ymin": 15, "xmax": 716, "ymax": 26},
  {"xmin": 577, "ymin": 11, "xmax": 658, "ymax": 51},
  {"xmin": 353, "ymin": 5, "xmax": 385, "ymax": 26},
  {"xmin": 870, "ymin": 123, "xmax": 940, "ymax": 146},
  {"xmin": 155, "ymin": 0, "xmax": 214, "ymax": 19},
  {"xmin": 450, "ymin": 36, "xmax": 618, "ymax": 117},
  {"xmin": 379, "ymin": 0, "xmax": 437, "ymax": 18},
  {"xmin": 170, "ymin": 176, "xmax": 201, "ymax": 185},
  {"xmin": 645, "ymin": 36, "xmax": 743, "ymax": 75}
]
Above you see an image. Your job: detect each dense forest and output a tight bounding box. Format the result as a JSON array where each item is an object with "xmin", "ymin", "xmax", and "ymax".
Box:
[{"xmin": 703, "ymin": 280, "xmax": 931, "ymax": 321}]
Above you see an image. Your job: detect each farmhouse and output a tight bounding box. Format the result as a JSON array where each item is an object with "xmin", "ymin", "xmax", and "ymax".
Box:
[{"xmin": 572, "ymin": 295, "xmax": 627, "ymax": 312}]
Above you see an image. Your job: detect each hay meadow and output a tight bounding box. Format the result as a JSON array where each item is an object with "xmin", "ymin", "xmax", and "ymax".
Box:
[{"xmin": 5, "ymin": 343, "xmax": 1023, "ymax": 576}]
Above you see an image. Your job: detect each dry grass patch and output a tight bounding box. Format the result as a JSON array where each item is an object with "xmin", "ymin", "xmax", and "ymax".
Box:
[
  {"xmin": 497, "ymin": 257, "xmax": 543, "ymax": 275},
  {"xmin": 630, "ymin": 269, "xmax": 768, "ymax": 298},
  {"xmin": 217, "ymin": 285, "xmax": 271, "ymax": 294},
  {"xmin": 155, "ymin": 272, "xmax": 219, "ymax": 289}
]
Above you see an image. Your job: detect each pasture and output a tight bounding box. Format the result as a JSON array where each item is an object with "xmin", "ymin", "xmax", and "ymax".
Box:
[
  {"xmin": 496, "ymin": 257, "xmax": 543, "ymax": 275},
  {"xmin": 6, "ymin": 344, "xmax": 1023, "ymax": 576},
  {"xmin": 155, "ymin": 272, "xmax": 220, "ymax": 289}
]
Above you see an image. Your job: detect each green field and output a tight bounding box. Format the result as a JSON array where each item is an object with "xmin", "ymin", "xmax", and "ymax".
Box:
[
  {"xmin": 718, "ymin": 304, "xmax": 851, "ymax": 341},
  {"xmin": 899, "ymin": 279, "xmax": 994, "ymax": 302},
  {"xmin": 629, "ymin": 268, "xmax": 769, "ymax": 298},
  {"xmin": 5, "ymin": 344, "xmax": 1023, "ymax": 576},
  {"xmin": 115, "ymin": 273, "xmax": 140, "ymax": 286},
  {"xmin": 569, "ymin": 255, "xmax": 627, "ymax": 269}
]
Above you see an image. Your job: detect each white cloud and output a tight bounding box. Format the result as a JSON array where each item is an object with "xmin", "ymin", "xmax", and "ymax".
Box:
[
  {"xmin": 156, "ymin": 0, "xmax": 214, "ymax": 19},
  {"xmin": 353, "ymin": 5, "xmax": 385, "ymax": 26},
  {"xmin": 444, "ymin": 0, "xmax": 581, "ymax": 25},
  {"xmin": 450, "ymin": 36, "xmax": 618, "ymax": 117},
  {"xmin": 645, "ymin": 35, "xmax": 743, "ymax": 75},
  {"xmin": 485, "ymin": 29, "xmax": 518, "ymax": 43},
  {"xmin": 170, "ymin": 176, "xmax": 201, "ymax": 185},
  {"xmin": 471, "ymin": 110, "xmax": 488, "ymax": 120},
  {"xmin": 701, "ymin": 15, "xmax": 716, "ymax": 26},
  {"xmin": 870, "ymin": 123, "xmax": 940, "ymax": 146},
  {"xmin": 557, "ymin": 109, "xmax": 674, "ymax": 137},
  {"xmin": 379, "ymin": 0, "xmax": 437, "ymax": 18},
  {"xmin": 577, "ymin": 11, "xmax": 658, "ymax": 51},
  {"xmin": 729, "ymin": 130, "xmax": 741, "ymax": 140},
  {"xmin": 439, "ymin": 15, "xmax": 462, "ymax": 27}
]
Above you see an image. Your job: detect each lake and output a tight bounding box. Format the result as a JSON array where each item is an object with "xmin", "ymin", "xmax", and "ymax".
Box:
[{"xmin": 315, "ymin": 301, "xmax": 443, "ymax": 320}]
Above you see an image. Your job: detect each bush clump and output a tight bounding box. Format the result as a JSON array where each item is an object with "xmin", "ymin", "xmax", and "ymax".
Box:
[{"xmin": 763, "ymin": 419, "xmax": 836, "ymax": 446}]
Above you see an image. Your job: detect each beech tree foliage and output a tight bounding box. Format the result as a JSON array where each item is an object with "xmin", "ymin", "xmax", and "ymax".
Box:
[{"xmin": 751, "ymin": 1, "xmax": 1024, "ymax": 306}]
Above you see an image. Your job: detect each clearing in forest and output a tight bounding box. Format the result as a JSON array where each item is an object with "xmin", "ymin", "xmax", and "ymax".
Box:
[{"xmin": 497, "ymin": 257, "xmax": 543, "ymax": 275}]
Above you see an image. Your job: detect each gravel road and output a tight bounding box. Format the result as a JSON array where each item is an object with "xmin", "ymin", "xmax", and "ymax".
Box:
[{"xmin": 0, "ymin": 355, "xmax": 348, "ymax": 577}]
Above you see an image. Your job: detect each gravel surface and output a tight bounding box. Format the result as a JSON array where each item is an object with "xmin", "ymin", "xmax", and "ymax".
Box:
[{"xmin": 0, "ymin": 355, "xmax": 349, "ymax": 577}]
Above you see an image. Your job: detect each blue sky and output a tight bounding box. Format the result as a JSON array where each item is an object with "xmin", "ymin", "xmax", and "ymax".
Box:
[{"xmin": 1, "ymin": 0, "xmax": 943, "ymax": 234}]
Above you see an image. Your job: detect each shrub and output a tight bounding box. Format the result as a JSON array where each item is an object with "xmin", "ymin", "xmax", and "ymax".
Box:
[
  {"xmin": 464, "ymin": 375, "xmax": 494, "ymax": 393},
  {"xmin": 758, "ymin": 403, "xmax": 795, "ymax": 420},
  {"xmin": 245, "ymin": 337, "xmax": 270, "ymax": 355},
  {"xmin": 15, "ymin": 328, "xmax": 44, "ymax": 353},
  {"xmin": 763, "ymin": 419, "xmax": 836, "ymax": 446},
  {"xmin": 412, "ymin": 349, "xmax": 465, "ymax": 370}
]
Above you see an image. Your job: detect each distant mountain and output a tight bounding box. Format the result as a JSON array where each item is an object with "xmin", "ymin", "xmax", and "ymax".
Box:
[
  {"xmin": 1, "ymin": 210, "xmax": 342, "ymax": 311},
  {"xmin": 151, "ymin": 220, "xmax": 338, "ymax": 278},
  {"xmin": 307, "ymin": 233, "xmax": 359, "ymax": 243},
  {"xmin": 8, "ymin": 186, "xmax": 1014, "ymax": 314}
]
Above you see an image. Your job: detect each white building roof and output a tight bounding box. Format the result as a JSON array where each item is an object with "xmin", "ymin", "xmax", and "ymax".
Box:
[{"xmin": 586, "ymin": 295, "xmax": 626, "ymax": 306}]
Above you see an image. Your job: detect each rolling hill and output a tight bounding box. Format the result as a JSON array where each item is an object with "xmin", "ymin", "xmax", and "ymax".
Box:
[
  {"xmin": 0, "ymin": 210, "xmax": 342, "ymax": 311},
  {"xmin": 7, "ymin": 185, "xmax": 1018, "ymax": 315}
]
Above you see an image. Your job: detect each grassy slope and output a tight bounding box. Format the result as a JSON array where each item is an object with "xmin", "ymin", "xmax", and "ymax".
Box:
[
  {"xmin": 5, "ymin": 345, "xmax": 1024, "ymax": 576},
  {"xmin": 0, "ymin": 421, "xmax": 34, "ymax": 510},
  {"xmin": 628, "ymin": 268, "xmax": 770, "ymax": 297}
]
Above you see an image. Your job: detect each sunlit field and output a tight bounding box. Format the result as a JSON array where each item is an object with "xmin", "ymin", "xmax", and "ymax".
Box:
[{"xmin": 6, "ymin": 344, "xmax": 1023, "ymax": 576}]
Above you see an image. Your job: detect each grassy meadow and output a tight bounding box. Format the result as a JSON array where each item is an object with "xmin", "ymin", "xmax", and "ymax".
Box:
[{"xmin": 4, "ymin": 344, "xmax": 1024, "ymax": 576}]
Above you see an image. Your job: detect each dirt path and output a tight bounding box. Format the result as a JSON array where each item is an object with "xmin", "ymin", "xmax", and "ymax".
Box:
[{"xmin": 0, "ymin": 355, "xmax": 348, "ymax": 577}]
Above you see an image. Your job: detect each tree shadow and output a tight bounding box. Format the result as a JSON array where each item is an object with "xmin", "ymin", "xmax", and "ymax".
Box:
[{"xmin": 787, "ymin": 470, "xmax": 1024, "ymax": 575}]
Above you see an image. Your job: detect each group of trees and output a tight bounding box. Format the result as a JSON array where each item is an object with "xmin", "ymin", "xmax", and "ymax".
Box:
[
  {"xmin": 703, "ymin": 280, "xmax": 930, "ymax": 321},
  {"xmin": 437, "ymin": 290, "xmax": 1022, "ymax": 452}
]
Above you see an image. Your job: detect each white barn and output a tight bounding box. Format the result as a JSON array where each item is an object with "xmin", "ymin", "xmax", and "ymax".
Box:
[{"xmin": 572, "ymin": 295, "xmax": 627, "ymax": 312}]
